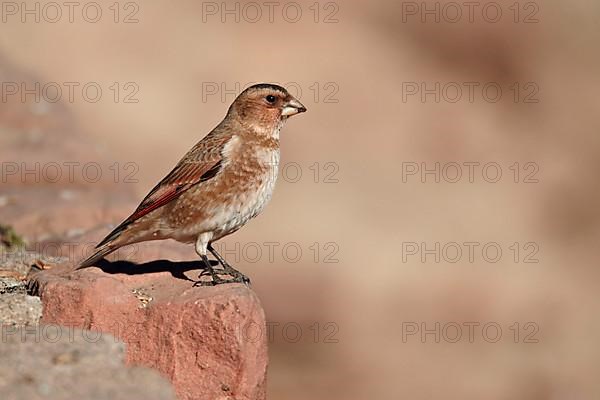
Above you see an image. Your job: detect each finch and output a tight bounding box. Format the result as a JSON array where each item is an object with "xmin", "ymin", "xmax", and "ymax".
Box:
[{"xmin": 78, "ymin": 83, "xmax": 306, "ymax": 285}]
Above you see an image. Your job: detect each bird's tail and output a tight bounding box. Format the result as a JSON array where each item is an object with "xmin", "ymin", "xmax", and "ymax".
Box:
[
  {"xmin": 76, "ymin": 243, "xmax": 118, "ymax": 270},
  {"xmin": 76, "ymin": 218, "xmax": 133, "ymax": 269}
]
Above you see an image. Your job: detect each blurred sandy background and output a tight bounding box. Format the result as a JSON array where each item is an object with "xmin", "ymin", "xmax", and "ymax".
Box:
[{"xmin": 1, "ymin": 0, "xmax": 600, "ymax": 398}]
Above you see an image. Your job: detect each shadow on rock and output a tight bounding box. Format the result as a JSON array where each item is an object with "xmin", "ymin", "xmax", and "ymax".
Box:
[{"xmin": 94, "ymin": 258, "xmax": 219, "ymax": 282}]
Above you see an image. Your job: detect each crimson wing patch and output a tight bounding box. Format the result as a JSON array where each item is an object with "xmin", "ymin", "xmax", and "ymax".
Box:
[{"xmin": 95, "ymin": 159, "xmax": 222, "ymax": 248}]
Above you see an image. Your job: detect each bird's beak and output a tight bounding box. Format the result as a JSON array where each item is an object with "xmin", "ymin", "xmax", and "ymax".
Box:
[{"xmin": 282, "ymin": 98, "xmax": 307, "ymax": 117}]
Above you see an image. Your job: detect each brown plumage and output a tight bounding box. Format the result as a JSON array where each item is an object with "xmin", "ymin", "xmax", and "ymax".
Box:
[{"xmin": 78, "ymin": 83, "xmax": 306, "ymax": 285}]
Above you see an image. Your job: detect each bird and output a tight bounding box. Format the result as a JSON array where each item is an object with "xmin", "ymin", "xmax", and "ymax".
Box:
[{"xmin": 77, "ymin": 83, "xmax": 306, "ymax": 285}]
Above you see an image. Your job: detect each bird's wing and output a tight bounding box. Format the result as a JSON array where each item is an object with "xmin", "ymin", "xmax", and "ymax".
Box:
[{"xmin": 96, "ymin": 130, "xmax": 232, "ymax": 248}]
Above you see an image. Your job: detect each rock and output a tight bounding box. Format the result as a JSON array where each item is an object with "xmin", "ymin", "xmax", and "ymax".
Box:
[
  {"xmin": 0, "ymin": 251, "xmax": 58, "ymax": 328},
  {"xmin": 0, "ymin": 291, "xmax": 41, "ymax": 327},
  {"xmin": 0, "ymin": 326, "xmax": 176, "ymax": 400},
  {"xmin": 29, "ymin": 262, "xmax": 268, "ymax": 400}
]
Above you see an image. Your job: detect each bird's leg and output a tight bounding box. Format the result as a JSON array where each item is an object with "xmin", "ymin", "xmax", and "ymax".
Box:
[
  {"xmin": 193, "ymin": 254, "xmax": 227, "ymax": 287},
  {"xmin": 194, "ymin": 233, "xmax": 226, "ymax": 286},
  {"xmin": 208, "ymin": 243, "xmax": 250, "ymax": 285}
]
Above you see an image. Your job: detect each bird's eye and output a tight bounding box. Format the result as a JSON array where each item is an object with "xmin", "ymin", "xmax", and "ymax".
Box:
[{"xmin": 266, "ymin": 95, "xmax": 276, "ymax": 104}]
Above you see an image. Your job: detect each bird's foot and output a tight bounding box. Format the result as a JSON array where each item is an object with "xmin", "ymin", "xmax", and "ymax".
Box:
[
  {"xmin": 193, "ymin": 262, "xmax": 250, "ymax": 287},
  {"xmin": 194, "ymin": 266, "xmax": 227, "ymax": 286}
]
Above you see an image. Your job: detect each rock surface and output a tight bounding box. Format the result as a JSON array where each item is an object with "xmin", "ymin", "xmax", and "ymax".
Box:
[
  {"xmin": 0, "ymin": 251, "xmax": 177, "ymax": 399},
  {"xmin": 0, "ymin": 326, "xmax": 176, "ymax": 400},
  {"xmin": 0, "ymin": 288, "xmax": 42, "ymax": 327},
  {"xmin": 0, "ymin": 251, "xmax": 51, "ymax": 327},
  {"xmin": 29, "ymin": 262, "xmax": 269, "ymax": 400}
]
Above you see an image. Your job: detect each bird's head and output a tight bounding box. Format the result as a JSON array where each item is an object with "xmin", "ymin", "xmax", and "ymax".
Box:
[{"xmin": 228, "ymin": 83, "xmax": 306, "ymax": 134}]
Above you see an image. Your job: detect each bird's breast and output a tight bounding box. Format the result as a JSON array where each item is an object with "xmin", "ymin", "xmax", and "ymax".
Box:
[
  {"xmin": 186, "ymin": 145, "xmax": 280, "ymax": 238},
  {"xmin": 219, "ymin": 147, "xmax": 280, "ymax": 232}
]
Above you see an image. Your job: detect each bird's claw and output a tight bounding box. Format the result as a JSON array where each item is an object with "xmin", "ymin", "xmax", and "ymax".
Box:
[
  {"xmin": 226, "ymin": 272, "xmax": 251, "ymax": 285},
  {"xmin": 221, "ymin": 264, "xmax": 251, "ymax": 285}
]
